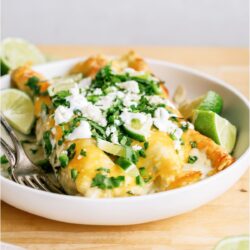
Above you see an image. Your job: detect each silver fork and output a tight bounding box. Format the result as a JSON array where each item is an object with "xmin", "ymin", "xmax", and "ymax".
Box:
[{"xmin": 0, "ymin": 115, "xmax": 64, "ymax": 194}]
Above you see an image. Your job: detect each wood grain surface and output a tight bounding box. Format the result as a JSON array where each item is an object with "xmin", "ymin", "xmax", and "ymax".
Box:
[{"xmin": 1, "ymin": 47, "xmax": 249, "ymax": 250}]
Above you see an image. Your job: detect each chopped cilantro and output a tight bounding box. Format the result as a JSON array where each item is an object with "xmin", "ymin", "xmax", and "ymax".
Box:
[
  {"xmin": 59, "ymin": 154, "xmax": 69, "ymax": 168},
  {"xmin": 181, "ymin": 123, "xmax": 189, "ymax": 132},
  {"xmin": 91, "ymin": 173, "xmax": 125, "ymax": 190},
  {"xmin": 144, "ymin": 141, "xmax": 149, "ymax": 150},
  {"xmin": 0, "ymin": 155, "xmax": 8, "ymax": 164},
  {"xmin": 87, "ymin": 95, "xmax": 100, "ymax": 103},
  {"xmin": 170, "ymin": 116, "xmax": 178, "ymax": 122},
  {"xmin": 116, "ymin": 157, "xmax": 132, "ymax": 170},
  {"xmin": 139, "ymin": 167, "xmax": 147, "ymax": 176},
  {"xmin": 43, "ymin": 131, "xmax": 52, "ymax": 156},
  {"xmin": 188, "ymin": 155, "xmax": 198, "ymax": 164},
  {"xmin": 190, "ymin": 141, "xmax": 197, "ymax": 148},
  {"xmin": 80, "ymin": 149, "xmax": 87, "ymax": 157},
  {"xmin": 169, "ymin": 133, "xmax": 177, "ymax": 140},
  {"xmin": 52, "ymin": 90, "xmax": 71, "ymax": 108},
  {"xmin": 71, "ymin": 168, "xmax": 78, "ymax": 181},
  {"xmin": 41, "ymin": 103, "xmax": 49, "ymax": 115},
  {"xmin": 30, "ymin": 148, "xmax": 38, "ymax": 154},
  {"xmin": 67, "ymin": 143, "xmax": 76, "ymax": 160},
  {"xmin": 26, "ymin": 76, "xmax": 40, "ymax": 95},
  {"xmin": 138, "ymin": 149, "xmax": 146, "ymax": 158},
  {"xmin": 96, "ymin": 167, "xmax": 110, "ymax": 173},
  {"xmin": 58, "ymin": 139, "xmax": 63, "ymax": 146},
  {"xmin": 135, "ymin": 175, "xmax": 144, "ymax": 186}
]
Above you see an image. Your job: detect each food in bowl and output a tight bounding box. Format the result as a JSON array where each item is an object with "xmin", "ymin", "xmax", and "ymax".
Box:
[{"xmin": 0, "ymin": 51, "xmax": 237, "ymax": 198}]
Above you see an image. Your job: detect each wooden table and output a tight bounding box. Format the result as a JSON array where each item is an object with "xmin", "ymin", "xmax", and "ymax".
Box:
[{"xmin": 1, "ymin": 47, "xmax": 249, "ymax": 250}]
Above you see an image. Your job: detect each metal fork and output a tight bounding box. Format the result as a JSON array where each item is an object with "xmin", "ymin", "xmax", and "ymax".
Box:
[{"xmin": 0, "ymin": 115, "xmax": 64, "ymax": 194}]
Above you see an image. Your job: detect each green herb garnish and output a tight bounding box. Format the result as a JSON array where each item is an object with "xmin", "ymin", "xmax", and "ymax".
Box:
[
  {"xmin": 52, "ymin": 90, "xmax": 71, "ymax": 108},
  {"xmin": 116, "ymin": 157, "xmax": 132, "ymax": 170},
  {"xmin": 43, "ymin": 131, "xmax": 52, "ymax": 156},
  {"xmin": 190, "ymin": 141, "xmax": 197, "ymax": 148},
  {"xmin": 59, "ymin": 154, "xmax": 69, "ymax": 168},
  {"xmin": 135, "ymin": 175, "xmax": 144, "ymax": 186},
  {"xmin": 80, "ymin": 149, "xmax": 87, "ymax": 157},
  {"xmin": 67, "ymin": 143, "xmax": 76, "ymax": 160},
  {"xmin": 144, "ymin": 141, "xmax": 149, "ymax": 150},
  {"xmin": 188, "ymin": 156, "xmax": 198, "ymax": 164},
  {"xmin": 0, "ymin": 155, "xmax": 8, "ymax": 164},
  {"xmin": 71, "ymin": 168, "xmax": 78, "ymax": 181},
  {"xmin": 26, "ymin": 76, "xmax": 40, "ymax": 95},
  {"xmin": 96, "ymin": 167, "xmax": 110, "ymax": 173},
  {"xmin": 91, "ymin": 173, "xmax": 125, "ymax": 190}
]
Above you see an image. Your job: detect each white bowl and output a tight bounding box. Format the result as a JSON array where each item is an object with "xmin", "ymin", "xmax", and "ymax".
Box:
[{"xmin": 1, "ymin": 58, "xmax": 249, "ymax": 225}]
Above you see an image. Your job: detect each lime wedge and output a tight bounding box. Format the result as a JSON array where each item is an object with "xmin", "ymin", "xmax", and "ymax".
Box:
[
  {"xmin": 0, "ymin": 89, "xmax": 34, "ymax": 134},
  {"xmin": 193, "ymin": 110, "xmax": 237, "ymax": 153},
  {"xmin": 97, "ymin": 139, "xmax": 125, "ymax": 156},
  {"xmin": 0, "ymin": 38, "xmax": 46, "ymax": 74},
  {"xmin": 123, "ymin": 118, "xmax": 152, "ymax": 142},
  {"xmin": 180, "ymin": 91, "xmax": 223, "ymax": 119},
  {"xmin": 214, "ymin": 236, "xmax": 249, "ymax": 250}
]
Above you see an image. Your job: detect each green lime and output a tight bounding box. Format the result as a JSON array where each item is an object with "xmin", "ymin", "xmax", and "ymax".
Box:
[
  {"xmin": 193, "ymin": 110, "xmax": 237, "ymax": 153},
  {"xmin": 0, "ymin": 89, "xmax": 34, "ymax": 134},
  {"xmin": 0, "ymin": 38, "xmax": 46, "ymax": 74},
  {"xmin": 97, "ymin": 139, "xmax": 125, "ymax": 156},
  {"xmin": 123, "ymin": 118, "xmax": 152, "ymax": 142},
  {"xmin": 180, "ymin": 91, "xmax": 223, "ymax": 119},
  {"xmin": 214, "ymin": 236, "xmax": 249, "ymax": 250}
]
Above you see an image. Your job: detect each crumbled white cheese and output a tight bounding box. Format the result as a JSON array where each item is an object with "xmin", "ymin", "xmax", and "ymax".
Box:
[
  {"xmin": 183, "ymin": 148, "xmax": 213, "ymax": 178},
  {"xmin": 132, "ymin": 145, "xmax": 142, "ymax": 151},
  {"xmin": 120, "ymin": 110, "xmax": 152, "ymax": 126},
  {"xmin": 96, "ymin": 92, "xmax": 117, "ymax": 110},
  {"xmin": 123, "ymin": 68, "xmax": 145, "ymax": 76},
  {"xmin": 78, "ymin": 77, "xmax": 92, "ymax": 88},
  {"xmin": 123, "ymin": 93, "xmax": 141, "ymax": 107},
  {"xmin": 54, "ymin": 106, "xmax": 74, "ymax": 125},
  {"xmin": 153, "ymin": 107, "xmax": 183, "ymax": 150},
  {"xmin": 118, "ymin": 80, "xmax": 140, "ymax": 94},
  {"xmin": 67, "ymin": 88, "xmax": 88, "ymax": 111},
  {"xmin": 111, "ymin": 131, "xmax": 119, "ymax": 144},
  {"xmin": 66, "ymin": 120, "xmax": 92, "ymax": 141},
  {"xmin": 82, "ymin": 104, "xmax": 107, "ymax": 127},
  {"xmin": 93, "ymin": 88, "xmax": 103, "ymax": 95},
  {"xmin": 181, "ymin": 121, "xmax": 194, "ymax": 130},
  {"xmin": 106, "ymin": 126, "xmax": 117, "ymax": 137},
  {"xmin": 147, "ymin": 96, "xmax": 176, "ymax": 110},
  {"xmin": 147, "ymin": 95, "xmax": 165, "ymax": 105},
  {"xmin": 114, "ymin": 119, "xmax": 121, "ymax": 126}
]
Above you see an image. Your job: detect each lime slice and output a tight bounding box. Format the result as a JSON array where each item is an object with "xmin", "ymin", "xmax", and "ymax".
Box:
[
  {"xmin": 0, "ymin": 89, "xmax": 34, "ymax": 134},
  {"xmin": 0, "ymin": 38, "xmax": 46, "ymax": 74},
  {"xmin": 123, "ymin": 118, "xmax": 152, "ymax": 142},
  {"xmin": 214, "ymin": 236, "xmax": 249, "ymax": 250},
  {"xmin": 180, "ymin": 91, "xmax": 223, "ymax": 119},
  {"xmin": 125, "ymin": 164, "xmax": 140, "ymax": 177},
  {"xmin": 193, "ymin": 110, "xmax": 237, "ymax": 153},
  {"xmin": 97, "ymin": 139, "xmax": 125, "ymax": 156}
]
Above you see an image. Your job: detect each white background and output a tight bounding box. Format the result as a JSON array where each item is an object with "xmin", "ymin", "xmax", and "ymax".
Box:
[{"xmin": 1, "ymin": 0, "xmax": 249, "ymax": 46}]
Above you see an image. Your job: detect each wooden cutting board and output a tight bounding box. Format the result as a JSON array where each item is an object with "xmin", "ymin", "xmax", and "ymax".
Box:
[{"xmin": 1, "ymin": 47, "xmax": 249, "ymax": 250}]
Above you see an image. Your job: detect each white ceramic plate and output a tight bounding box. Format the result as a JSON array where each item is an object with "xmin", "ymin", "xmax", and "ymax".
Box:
[{"xmin": 1, "ymin": 58, "xmax": 249, "ymax": 225}]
